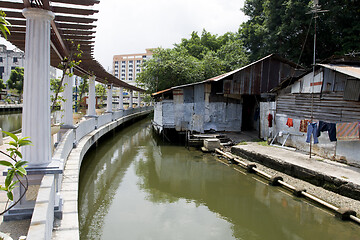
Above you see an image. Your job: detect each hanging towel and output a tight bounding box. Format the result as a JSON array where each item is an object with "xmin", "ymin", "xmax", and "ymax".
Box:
[
  {"xmin": 268, "ymin": 114, "xmax": 273, "ymax": 127},
  {"xmin": 317, "ymin": 121, "xmax": 337, "ymax": 142},
  {"xmin": 306, "ymin": 122, "xmax": 319, "ymax": 144},
  {"xmin": 286, "ymin": 118, "xmax": 293, "ymax": 127},
  {"xmin": 299, "ymin": 119, "xmax": 311, "ymax": 133},
  {"xmin": 336, "ymin": 122, "xmax": 360, "ymax": 141}
]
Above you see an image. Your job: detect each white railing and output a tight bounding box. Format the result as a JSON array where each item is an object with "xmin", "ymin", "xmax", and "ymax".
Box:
[
  {"xmin": 53, "ymin": 129, "xmax": 74, "ymax": 161},
  {"xmin": 27, "ymin": 174, "xmax": 56, "ymax": 240},
  {"xmin": 97, "ymin": 113, "xmax": 112, "ymax": 128},
  {"xmin": 113, "ymin": 110, "xmax": 124, "ymax": 120},
  {"xmin": 75, "ymin": 118, "xmax": 96, "ymax": 143},
  {"xmin": 28, "ymin": 106, "xmax": 154, "ymax": 240}
]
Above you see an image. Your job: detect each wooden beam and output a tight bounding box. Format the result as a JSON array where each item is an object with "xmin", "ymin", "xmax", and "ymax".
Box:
[{"xmin": 50, "ymin": 0, "xmax": 100, "ymax": 6}]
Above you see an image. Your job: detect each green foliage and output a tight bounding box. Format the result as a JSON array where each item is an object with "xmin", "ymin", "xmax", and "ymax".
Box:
[
  {"xmin": 0, "ymin": 79, "xmax": 6, "ymax": 92},
  {"xmin": 50, "ymin": 78, "xmax": 66, "ymax": 109},
  {"xmin": 240, "ymin": 0, "xmax": 360, "ymax": 66},
  {"xmin": 137, "ymin": 30, "xmax": 248, "ymax": 93},
  {"xmin": 7, "ymin": 67, "xmax": 24, "ymax": 101},
  {"xmin": 0, "ymin": 131, "xmax": 31, "ymax": 211},
  {"xmin": 0, "ymin": 11, "xmax": 10, "ymax": 40},
  {"xmin": 95, "ymin": 83, "xmax": 106, "ymax": 108},
  {"xmin": 51, "ymin": 41, "xmax": 83, "ymax": 112}
]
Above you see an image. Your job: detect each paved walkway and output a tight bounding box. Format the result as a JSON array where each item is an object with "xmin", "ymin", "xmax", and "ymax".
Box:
[
  {"xmin": 228, "ymin": 132, "xmax": 360, "ymax": 201},
  {"xmin": 0, "ymin": 135, "xmax": 30, "ymax": 240}
]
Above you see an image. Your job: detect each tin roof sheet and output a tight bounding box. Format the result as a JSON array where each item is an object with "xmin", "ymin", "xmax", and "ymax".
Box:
[{"xmin": 318, "ymin": 64, "xmax": 360, "ymax": 79}]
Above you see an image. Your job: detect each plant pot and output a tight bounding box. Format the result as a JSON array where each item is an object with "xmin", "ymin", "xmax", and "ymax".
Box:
[
  {"xmin": 95, "ymin": 108, "xmax": 105, "ymax": 115},
  {"xmin": 73, "ymin": 113, "xmax": 82, "ymax": 124}
]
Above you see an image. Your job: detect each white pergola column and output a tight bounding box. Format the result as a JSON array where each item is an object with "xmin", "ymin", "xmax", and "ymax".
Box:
[
  {"xmin": 63, "ymin": 69, "xmax": 74, "ymax": 127},
  {"xmin": 88, "ymin": 75, "xmax": 96, "ymax": 116},
  {"xmin": 22, "ymin": 8, "xmax": 55, "ymax": 166},
  {"xmin": 137, "ymin": 91, "xmax": 141, "ymax": 108},
  {"xmin": 119, "ymin": 87, "xmax": 124, "ymax": 110},
  {"xmin": 106, "ymin": 84, "xmax": 113, "ymax": 112},
  {"xmin": 129, "ymin": 90, "xmax": 133, "ymax": 109}
]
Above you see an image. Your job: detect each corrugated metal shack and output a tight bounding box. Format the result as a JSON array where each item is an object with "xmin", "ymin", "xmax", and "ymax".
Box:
[
  {"xmin": 152, "ymin": 54, "xmax": 304, "ymax": 138},
  {"xmin": 264, "ymin": 57, "xmax": 360, "ymax": 166}
]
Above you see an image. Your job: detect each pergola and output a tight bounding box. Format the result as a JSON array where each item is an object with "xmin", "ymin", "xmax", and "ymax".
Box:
[
  {"xmin": 0, "ymin": 0, "xmax": 143, "ymax": 92},
  {"xmin": 0, "ymin": 0, "xmax": 147, "ymax": 222}
]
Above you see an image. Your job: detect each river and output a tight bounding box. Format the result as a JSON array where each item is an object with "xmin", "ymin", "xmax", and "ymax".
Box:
[{"xmin": 79, "ymin": 117, "xmax": 359, "ymax": 240}]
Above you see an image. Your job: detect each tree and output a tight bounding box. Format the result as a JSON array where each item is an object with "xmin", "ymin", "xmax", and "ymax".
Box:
[
  {"xmin": 137, "ymin": 47, "xmax": 203, "ymax": 93},
  {"xmin": 0, "ymin": 11, "xmax": 10, "ymax": 40},
  {"xmin": 7, "ymin": 67, "xmax": 24, "ymax": 102},
  {"xmin": 95, "ymin": 83, "xmax": 106, "ymax": 108},
  {"xmin": 76, "ymin": 76, "xmax": 89, "ymax": 109},
  {"xmin": 0, "ymin": 79, "xmax": 6, "ymax": 92},
  {"xmin": 50, "ymin": 78, "xmax": 65, "ymax": 109},
  {"xmin": 239, "ymin": 0, "xmax": 360, "ymax": 67}
]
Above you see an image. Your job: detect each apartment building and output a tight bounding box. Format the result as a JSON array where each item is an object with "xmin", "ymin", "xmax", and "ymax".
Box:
[
  {"xmin": 0, "ymin": 44, "xmax": 25, "ymax": 82},
  {"xmin": 113, "ymin": 49, "xmax": 153, "ymax": 87}
]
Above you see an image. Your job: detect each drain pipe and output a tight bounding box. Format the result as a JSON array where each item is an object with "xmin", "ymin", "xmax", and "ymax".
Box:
[{"xmin": 215, "ymin": 148, "xmax": 360, "ymax": 225}]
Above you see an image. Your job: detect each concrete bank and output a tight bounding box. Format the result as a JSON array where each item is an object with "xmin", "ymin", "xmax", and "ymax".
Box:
[
  {"xmin": 50, "ymin": 110, "xmax": 152, "ymax": 240},
  {"xmin": 231, "ymin": 142, "xmax": 360, "ymax": 201}
]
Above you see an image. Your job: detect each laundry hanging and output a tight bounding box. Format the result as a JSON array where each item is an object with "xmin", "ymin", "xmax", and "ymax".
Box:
[
  {"xmin": 268, "ymin": 114, "xmax": 273, "ymax": 127},
  {"xmin": 317, "ymin": 121, "xmax": 337, "ymax": 142},
  {"xmin": 306, "ymin": 122, "xmax": 319, "ymax": 144},
  {"xmin": 299, "ymin": 119, "xmax": 311, "ymax": 133},
  {"xmin": 286, "ymin": 118, "xmax": 293, "ymax": 127},
  {"xmin": 336, "ymin": 122, "xmax": 360, "ymax": 141}
]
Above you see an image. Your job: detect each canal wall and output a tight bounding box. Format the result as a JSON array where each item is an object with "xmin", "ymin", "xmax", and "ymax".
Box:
[
  {"xmin": 25, "ymin": 107, "xmax": 153, "ymax": 240},
  {"xmin": 0, "ymin": 104, "xmax": 22, "ymax": 112}
]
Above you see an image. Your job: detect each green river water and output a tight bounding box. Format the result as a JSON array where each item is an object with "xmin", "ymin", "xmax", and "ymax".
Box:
[{"xmin": 79, "ymin": 117, "xmax": 359, "ymax": 240}]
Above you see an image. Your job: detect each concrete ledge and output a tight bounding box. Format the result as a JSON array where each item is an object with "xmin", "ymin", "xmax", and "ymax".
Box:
[
  {"xmin": 231, "ymin": 145, "xmax": 360, "ymax": 201},
  {"xmin": 51, "ymin": 109, "xmax": 152, "ymax": 240}
]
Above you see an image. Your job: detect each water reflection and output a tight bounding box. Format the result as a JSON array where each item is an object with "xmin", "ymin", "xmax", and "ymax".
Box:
[
  {"xmin": 79, "ymin": 118, "xmax": 359, "ymax": 240},
  {"xmin": 0, "ymin": 111, "xmax": 22, "ymax": 133}
]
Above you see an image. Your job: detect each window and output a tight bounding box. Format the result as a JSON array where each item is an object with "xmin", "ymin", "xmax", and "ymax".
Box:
[
  {"xmin": 136, "ymin": 64, "xmax": 140, "ymax": 68},
  {"xmin": 129, "ymin": 65, "xmax": 133, "ymax": 68},
  {"xmin": 11, "ymin": 66, "xmax": 16, "ymax": 70},
  {"xmin": 122, "ymin": 61, "xmax": 126, "ymax": 64},
  {"xmin": 121, "ymin": 74, "xmax": 125, "ymax": 77},
  {"xmin": 121, "ymin": 69, "xmax": 125, "ymax": 72},
  {"xmin": 115, "ymin": 61, "xmax": 118, "ymax": 65},
  {"xmin": 0, "ymin": 57, "xmax": 2, "ymax": 62},
  {"xmin": 129, "ymin": 73, "xmax": 133, "ymax": 77},
  {"xmin": 115, "ymin": 65, "xmax": 118, "ymax": 69},
  {"xmin": 121, "ymin": 65, "xmax": 125, "ymax": 68},
  {"xmin": 121, "ymin": 77, "xmax": 125, "ymax": 80},
  {"xmin": 115, "ymin": 70, "xmax": 118, "ymax": 73},
  {"xmin": 115, "ymin": 73, "xmax": 118, "ymax": 77},
  {"xmin": 129, "ymin": 78, "xmax": 133, "ymax": 81},
  {"xmin": 136, "ymin": 69, "xmax": 141, "ymax": 72},
  {"xmin": 136, "ymin": 60, "xmax": 141, "ymax": 63},
  {"xmin": 13, "ymin": 57, "xmax": 18, "ymax": 63},
  {"xmin": 142, "ymin": 55, "xmax": 146, "ymax": 58},
  {"xmin": 129, "ymin": 60, "xmax": 133, "ymax": 64},
  {"xmin": 129, "ymin": 69, "xmax": 133, "ymax": 72},
  {"xmin": 0, "ymin": 66, "xmax": 4, "ymax": 79}
]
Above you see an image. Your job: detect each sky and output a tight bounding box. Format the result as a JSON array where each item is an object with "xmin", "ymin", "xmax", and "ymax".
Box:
[
  {"xmin": 0, "ymin": 0, "xmax": 248, "ymax": 72},
  {"xmin": 94, "ymin": 0, "xmax": 248, "ymax": 71}
]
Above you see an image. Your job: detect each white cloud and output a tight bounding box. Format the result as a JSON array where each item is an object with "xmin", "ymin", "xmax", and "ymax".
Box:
[{"xmin": 94, "ymin": 0, "xmax": 247, "ymax": 71}]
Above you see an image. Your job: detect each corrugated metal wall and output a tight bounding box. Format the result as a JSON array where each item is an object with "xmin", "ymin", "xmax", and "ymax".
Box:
[{"xmin": 277, "ymin": 92, "xmax": 360, "ymax": 122}]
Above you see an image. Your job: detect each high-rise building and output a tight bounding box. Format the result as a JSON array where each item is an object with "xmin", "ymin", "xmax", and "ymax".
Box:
[{"xmin": 113, "ymin": 49, "xmax": 153, "ymax": 87}]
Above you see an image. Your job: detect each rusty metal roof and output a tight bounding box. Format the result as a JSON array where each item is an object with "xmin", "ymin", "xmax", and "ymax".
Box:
[
  {"xmin": 152, "ymin": 54, "xmax": 304, "ymax": 96},
  {"xmin": 0, "ymin": 0, "xmax": 144, "ymax": 92},
  {"xmin": 318, "ymin": 64, "xmax": 360, "ymax": 79}
]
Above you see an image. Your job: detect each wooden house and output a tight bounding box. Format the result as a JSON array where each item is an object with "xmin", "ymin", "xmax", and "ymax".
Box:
[
  {"xmin": 264, "ymin": 57, "xmax": 360, "ymax": 166},
  {"xmin": 152, "ymin": 54, "xmax": 304, "ymax": 138}
]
